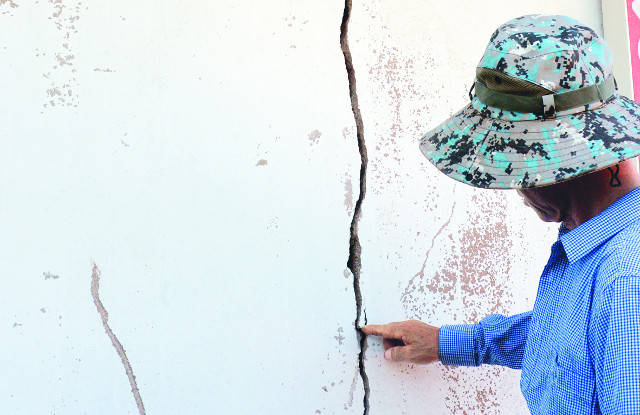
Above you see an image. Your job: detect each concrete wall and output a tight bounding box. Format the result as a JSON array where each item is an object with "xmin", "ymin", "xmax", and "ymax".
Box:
[{"xmin": 0, "ymin": 0, "xmax": 602, "ymax": 414}]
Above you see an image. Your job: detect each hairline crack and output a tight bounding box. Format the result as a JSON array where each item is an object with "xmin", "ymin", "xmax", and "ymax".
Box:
[{"xmin": 91, "ymin": 262, "xmax": 146, "ymax": 415}]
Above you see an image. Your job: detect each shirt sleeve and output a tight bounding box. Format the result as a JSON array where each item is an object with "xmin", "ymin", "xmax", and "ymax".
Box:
[
  {"xmin": 591, "ymin": 276, "xmax": 640, "ymax": 415},
  {"xmin": 438, "ymin": 311, "xmax": 531, "ymax": 369}
]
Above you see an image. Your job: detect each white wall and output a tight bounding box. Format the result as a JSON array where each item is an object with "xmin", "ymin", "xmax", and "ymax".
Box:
[{"xmin": 0, "ymin": 0, "xmax": 602, "ymax": 414}]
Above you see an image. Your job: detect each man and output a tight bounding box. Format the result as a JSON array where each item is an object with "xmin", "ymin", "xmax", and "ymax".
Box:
[{"xmin": 363, "ymin": 15, "xmax": 640, "ymax": 414}]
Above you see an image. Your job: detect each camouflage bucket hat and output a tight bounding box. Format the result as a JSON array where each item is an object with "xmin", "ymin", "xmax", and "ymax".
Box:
[{"xmin": 419, "ymin": 14, "xmax": 640, "ymax": 189}]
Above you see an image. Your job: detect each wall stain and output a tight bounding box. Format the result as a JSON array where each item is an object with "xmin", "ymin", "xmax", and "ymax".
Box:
[
  {"xmin": 402, "ymin": 191, "xmax": 516, "ymax": 413},
  {"xmin": 91, "ymin": 263, "xmax": 146, "ymax": 415}
]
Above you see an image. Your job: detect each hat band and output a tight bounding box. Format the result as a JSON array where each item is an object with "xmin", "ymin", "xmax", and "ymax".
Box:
[{"xmin": 474, "ymin": 75, "xmax": 616, "ymax": 118}]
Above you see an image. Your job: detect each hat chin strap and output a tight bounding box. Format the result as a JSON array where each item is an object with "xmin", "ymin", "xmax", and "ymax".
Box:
[{"xmin": 473, "ymin": 75, "xmax": 617, "ymax": 118}]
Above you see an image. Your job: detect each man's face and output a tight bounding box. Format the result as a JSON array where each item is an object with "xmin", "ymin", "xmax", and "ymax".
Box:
[{"xmin": 516, "ymin": 184, "xmax": 569, "ymax": 223}]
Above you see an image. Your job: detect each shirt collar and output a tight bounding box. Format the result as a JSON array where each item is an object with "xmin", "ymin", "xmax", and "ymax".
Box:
[{"xmin": 560, "ymin": 187, "xmax": 640, "ymax": 263}]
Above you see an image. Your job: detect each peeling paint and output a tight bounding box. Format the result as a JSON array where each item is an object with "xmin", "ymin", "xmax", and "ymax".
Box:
[
  {"xmin": 358, "ymin": 14, "xmax": 439, "ymax": 213},
  {"xmin": 55, "ymin": 53, "xmax": 75, "ymax": 66},
  {"xmin": 402, "ymin": 188, "xmax": 457, "ymax": 304},
  {"xmin": 256, "ymin": 159, "xmax": 268, "ymax": 166},
  {"xmin": 403, "ymin": 192, "xmax": 514, "ymax": 319},
  {"xmin": 91, "ymin": 263, "xmax": 146, "ymax": 415},
  {"xmin": 41, "ymin": 0, "xmax": 84, "ymax": 108},
  {"xmin": 402, "ymin": 191, "xmax": 516, "ymax": 413}
]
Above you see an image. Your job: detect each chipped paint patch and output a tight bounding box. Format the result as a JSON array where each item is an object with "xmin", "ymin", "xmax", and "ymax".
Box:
[{"xmin": 256, "ymin": 159, "xmax": 268, "ymax": 166}]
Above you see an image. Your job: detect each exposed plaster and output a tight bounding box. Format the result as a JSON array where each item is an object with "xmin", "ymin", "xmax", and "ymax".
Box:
[
  {"xmin": 91, "ymin": 263, "xmax": 146, "ymax": 415},
  {"xmin": 340, "ymin": 1, "xmax": 370, "ymax": 414}
]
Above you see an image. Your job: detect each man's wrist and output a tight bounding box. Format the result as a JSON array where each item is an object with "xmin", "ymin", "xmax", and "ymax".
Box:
[{"xmin": 438, "ymin": 324, "xmax": 480, "ymax": 366}]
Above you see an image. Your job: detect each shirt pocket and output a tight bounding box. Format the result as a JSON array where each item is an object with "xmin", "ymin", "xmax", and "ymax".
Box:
[{"xmin": 553, "ymin": 364, "xmax": 596, "ymax": 414}]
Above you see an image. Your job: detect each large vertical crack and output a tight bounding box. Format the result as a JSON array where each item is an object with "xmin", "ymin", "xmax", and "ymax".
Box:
[
  {"xmin": 340, "ymin": 1, "xmax": 370, "ymax": 414},
  {"xmin": 91, "ymin": 263, "xmax": 146, "ymax": 415}
]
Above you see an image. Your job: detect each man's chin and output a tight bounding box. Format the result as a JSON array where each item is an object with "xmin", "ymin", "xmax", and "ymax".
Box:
[{"xmin": 533, "ymin": 210, "xmax": 562, "ymax": 223}]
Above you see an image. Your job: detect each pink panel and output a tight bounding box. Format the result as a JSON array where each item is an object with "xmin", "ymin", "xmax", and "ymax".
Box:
[{"xmin": 627, "ymin": 0, "xmax": 640, "ymax": 101}]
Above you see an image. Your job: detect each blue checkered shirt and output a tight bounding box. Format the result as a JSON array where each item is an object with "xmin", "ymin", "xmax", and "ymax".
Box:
[{"xmin": 439, "ymin": 187, "xmax": 640, "ymax": 414}]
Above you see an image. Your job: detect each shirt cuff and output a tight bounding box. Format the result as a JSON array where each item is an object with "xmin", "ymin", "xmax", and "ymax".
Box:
[{"xmin": 438, "ymin": 324, "xmax": 480, "ymax": 366}]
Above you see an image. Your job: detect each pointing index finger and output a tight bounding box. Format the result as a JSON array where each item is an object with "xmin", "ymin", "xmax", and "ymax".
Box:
[{"xmin": 361, "ymin": 323, "xmax": 403, "ymax": 339}]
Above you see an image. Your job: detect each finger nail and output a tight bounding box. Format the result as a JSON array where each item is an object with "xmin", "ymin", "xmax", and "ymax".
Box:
[{"xmin": 384, "ymin": 349, "xmax": 392, "ymax": 361}]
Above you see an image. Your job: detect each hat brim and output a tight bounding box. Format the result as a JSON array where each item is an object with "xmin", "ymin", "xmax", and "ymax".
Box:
[{"xmin": 419, "ymin": 95, "xmax": 640, "ymax": 189}]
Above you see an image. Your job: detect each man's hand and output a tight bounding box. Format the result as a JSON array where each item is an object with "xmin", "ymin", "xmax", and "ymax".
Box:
[{"xmin": 362, "ymin": 320, "xmax": 440, "ymax": 364}]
